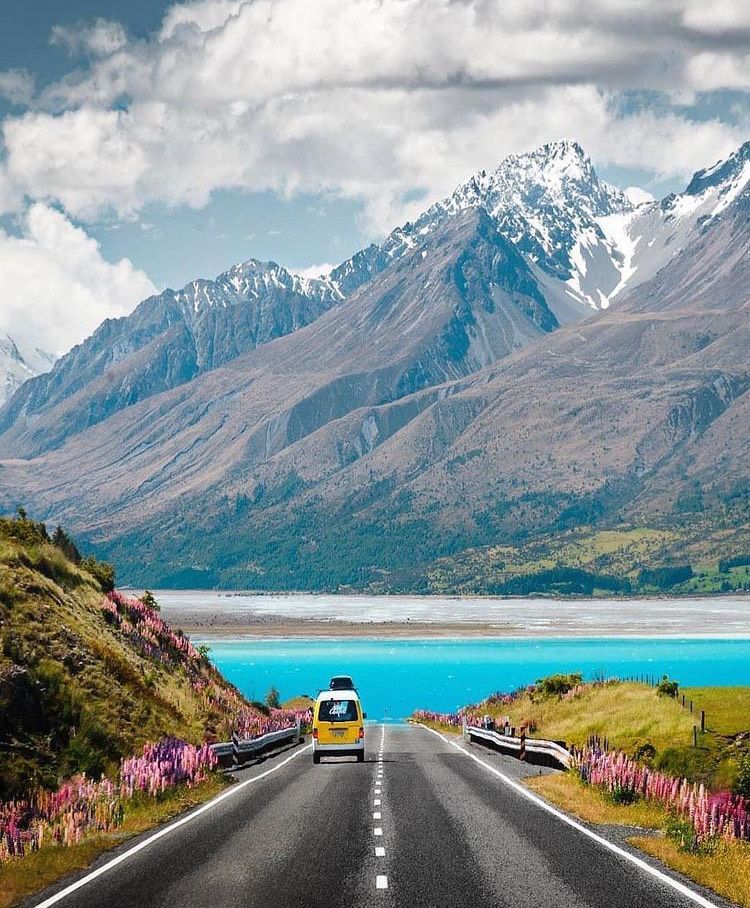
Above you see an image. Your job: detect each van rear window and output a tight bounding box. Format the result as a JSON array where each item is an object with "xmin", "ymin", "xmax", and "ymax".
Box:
[{"xmin": 318, "ymin": 699, "xmax": 358, "ymax": 722}]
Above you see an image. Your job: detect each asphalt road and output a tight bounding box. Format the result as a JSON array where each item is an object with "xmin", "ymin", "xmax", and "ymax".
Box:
[{"xmin": 26, "ymin": 724, "xmax": 735, "ymax": 908}]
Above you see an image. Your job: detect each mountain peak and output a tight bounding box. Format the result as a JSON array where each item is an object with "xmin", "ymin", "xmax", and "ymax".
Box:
[
  {"xmin": 441, "ymin": 140, "xmax": 631, "ymax": 281},
  {"xmin": 685, "ymin": 140, "xmax": 750, "ymax": 200},
  {"xmin": 169, "ymin": 256, "xmax": 343, "ymax": 316}
]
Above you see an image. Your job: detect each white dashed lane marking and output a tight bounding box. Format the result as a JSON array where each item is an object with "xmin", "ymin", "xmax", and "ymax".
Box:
[{"xmin": 371, "ymin": 725, "xmax": 389, "ymax": 895}]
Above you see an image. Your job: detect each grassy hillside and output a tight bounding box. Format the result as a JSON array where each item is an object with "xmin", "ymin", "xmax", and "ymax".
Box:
[
  {"xmin": 0, "ymin": 513, "xmax": 248, "ymax": 800},
  {"xmin": 473, "ymin": 679, "xmax": 750, "ymax": 790}
]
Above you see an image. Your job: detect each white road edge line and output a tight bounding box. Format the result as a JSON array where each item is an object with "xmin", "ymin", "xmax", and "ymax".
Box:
[
  {"xmin": 32, "ymin": 743, "xmax": 313, "ymax": 908},
  {"xmin": 419, "ymin": 725, "xmax": 719, "ymax": 908},
  {"xmin": 375, "ymin": 846, "xmax": 386, "ymax": 857}
]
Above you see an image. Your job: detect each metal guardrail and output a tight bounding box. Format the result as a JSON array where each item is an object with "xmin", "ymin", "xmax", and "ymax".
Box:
[
  {"xmin": 210, "ymin": 723, "xmax": 302, "ymax": 767},
  {"xmin": 465, "ymin": 724, "xmax": 573, "ymax": 770}
]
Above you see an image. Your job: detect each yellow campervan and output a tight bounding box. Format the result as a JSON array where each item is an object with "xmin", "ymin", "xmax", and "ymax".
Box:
[{"xmin": 312, "ymin": 688, "xmax": 365, "ymax": 764}]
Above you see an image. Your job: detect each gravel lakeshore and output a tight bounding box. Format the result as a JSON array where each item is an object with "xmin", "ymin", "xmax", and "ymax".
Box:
[
  {"xmin": 160, "ymin": 606, "xmax": 750, "ymax": 640},
  {"xmin": 162, "ymin": 613, "xmax": 527, "ymax": 637},
  {"xmin": 153, "ymin": 590, "xmax": 750, "ymax": 638}
]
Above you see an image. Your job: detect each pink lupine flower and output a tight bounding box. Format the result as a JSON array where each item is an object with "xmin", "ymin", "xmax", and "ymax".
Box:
[{"xmin": 573, "ymin": 744, "xmax": 750, "ymax": 845}]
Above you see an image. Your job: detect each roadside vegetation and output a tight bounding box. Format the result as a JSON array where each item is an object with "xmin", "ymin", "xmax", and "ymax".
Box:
[
  {"xmin": 0, "ymin": 774, "xmax": 230, "ymax": 908},
  {"xmin": 414, "ymin": 673, "xmax": 750, "ymax": 906},
  {"xmin": 0, "ymin": 511, "xmax": 308, "ymax": 906}
]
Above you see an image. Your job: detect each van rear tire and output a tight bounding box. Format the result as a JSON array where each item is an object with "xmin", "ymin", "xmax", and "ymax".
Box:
[
  {"xmin": 313, "ymin": 753, "xmax": 320, "ymax": 765},
  {"xmin": 357, "ymin": 752, "xmax": 365, "ymax": 763}
]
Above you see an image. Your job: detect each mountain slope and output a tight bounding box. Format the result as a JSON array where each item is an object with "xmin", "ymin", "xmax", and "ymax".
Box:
[
  {"xmin": 88, "ymin": 174, "xmax": 750, "ymax": 588},
  {"xmin": 0, "ymin": 140, "xmax": 748, "ymax": 590},
  {"xmin": 572, "ymin": 140, "xmax": 750, "ymax": 309},
  {"xmin": 0, "ymin": 210, "xmax": 557, "ymax": 545},
  {"xmin": 0, "ymin": 141, "xmax": 628, "ymax": 459}
]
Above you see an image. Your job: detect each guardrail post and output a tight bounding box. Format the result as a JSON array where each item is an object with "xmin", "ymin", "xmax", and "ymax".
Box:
[
  {"xmin": 232, "ymin": 732, "xmax": 241, "ymax": 767},
  {"xmin": 519, "ymin": 728, "xmax": 527, "ymax": 761},
  {"xmin": 296, "ymin": 716, "xmax": 302, "ymax": 742}
]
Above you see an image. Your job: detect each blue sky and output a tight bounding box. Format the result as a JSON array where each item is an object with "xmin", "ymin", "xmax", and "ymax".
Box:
[{"xmin": 0, "ymin": 0, "xmax": 748, "ymax": 352}]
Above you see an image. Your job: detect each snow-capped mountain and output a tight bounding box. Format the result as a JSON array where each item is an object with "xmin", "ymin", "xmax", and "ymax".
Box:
[
  {"xmin": 0, "ymin": 335, "xmax": 56, "ymax": 405},
  {"xmin": 335, "ymin": 139, "xmax": 750, "ymax": 318},
  {"xmin": 2, "ymin": 139, "xmax": 750, "ymax": 590},
  {"xmin": 0, "ymin": 257, "xmax": 344, "ymax": 449},
  {"xmin": 331, "ymin": 141, "xmax": 635, "ymax": 323},
  {"xmin": 331, "ymin": 140, "xmax": 633, "ymax": 316},
  {"xmin": 3, "ymin": 138, "xmax": 749, "ymax": 460}
]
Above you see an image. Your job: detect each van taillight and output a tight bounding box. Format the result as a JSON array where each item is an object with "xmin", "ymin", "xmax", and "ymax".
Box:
[
  {"xmin": 313, "ymin": 728, "xmax": 318, "ymax": 739},
  {"xmin": 358, "ymin": 727, "xmax": 364, "ymax": 739}
]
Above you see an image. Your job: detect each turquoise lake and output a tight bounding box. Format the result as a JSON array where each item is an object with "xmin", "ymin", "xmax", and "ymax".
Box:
[{"xmin": 204, "ymin": 637, "xmax": 750, "ymax": 720}]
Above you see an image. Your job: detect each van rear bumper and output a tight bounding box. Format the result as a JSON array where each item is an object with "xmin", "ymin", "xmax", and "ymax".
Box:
[{"xmin": 313, "ymin": 741, "xmax": 364, "ymax": 755}]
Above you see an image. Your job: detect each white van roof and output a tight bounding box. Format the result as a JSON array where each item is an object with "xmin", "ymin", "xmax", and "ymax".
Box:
[{"xmin": 316, "ymin": 688, "xmax": 359, "ymax": 702}]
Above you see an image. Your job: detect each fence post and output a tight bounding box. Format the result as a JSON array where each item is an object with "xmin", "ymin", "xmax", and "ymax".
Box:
[
  {"xmin": 693, "ymin": 726, "xmax": 698, "ymax": 748},
  {"xmin": 689, "ymin": 700, "xmax": 693, "ymax": 713},
  {"xmin": 701, "ymin": 710, "xmax": 706, "ymax": 733},
  {"xmin": 682, "ymin": 694, "xmax": 685, "ymax": 708}
]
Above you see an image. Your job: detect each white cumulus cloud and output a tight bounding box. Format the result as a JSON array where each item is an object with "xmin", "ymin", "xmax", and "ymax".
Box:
[
  {"xmin": 291, "ymin": 263, "xmax": 336, "ymax": 279},
  {"xmin": 0, "ymin": 204, "xmax": 157, "ymax": 355},
  {"xmin": 0, "ymin": 0, "xmax": 748, "ymax": 234}
]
